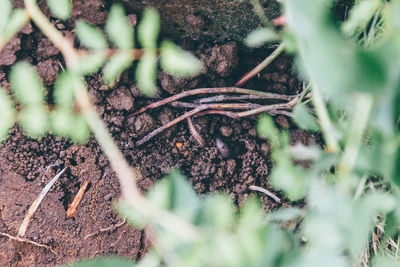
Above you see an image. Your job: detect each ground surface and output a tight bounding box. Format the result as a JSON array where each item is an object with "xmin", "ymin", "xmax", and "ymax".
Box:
[{"xmin": 0, "ymin": 0, "xmax": 319, "ymax": 265}]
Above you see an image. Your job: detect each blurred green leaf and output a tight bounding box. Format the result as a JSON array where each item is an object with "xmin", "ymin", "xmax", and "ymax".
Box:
[
  {"xmin": 197, "ymin": 194, "xmax": 234, "ymax": 229},
  {"xmin": 0, "ymin": 88, "xmax": 16, "ymax": 142},
  {"xmin": 0, "ymin": 0, "xmax": 12, "ymax": 34},
  {"xmin": 74, "ymin": 51, "xmax": 106, "ymax": 75},
  {"xmin": 271, "ymin": 157, "xmax": 307, "ymax": 201},
  {"xmin": 106, "ymin": 5, "xmax": 134, "ymax": 49},
  {"xmin": 75, "ymin": 21, "xmax": 107, "ymax": 50},
  {"xmin": 10, "ymin": 61, "xmax": 45, "ymax": 105},
  {"xmin": 257, "ymin": 115, "xmax": 286, "ymax": 150},
  {"xmin": 53, "ymin": 71, "xmax": 81, "ymax": 108},
  {"xmin": 293, "ymin": 104, "xmax": 319, "ymax": 132},
  {"xmin": 267, "ymin": 207, "xmax": 304, "ymax": 222},
  {"xmin": 137, "ymin": 8, "xmax": 160, "ymax": 49},
  {"xmin": 2, "ymin": 9, "xmax": 26, "ymax": 41},
  {"xmin": 50, "ymin": 108, "xmax": 75, "ymax": 137},
  {"xmin": 342, "ymin": 0, "xmax": 381, "ymax": 36},
  {"xmin": 47, "ymin": 0, "xmax": 71, "ymax": 20},
  {"xmin": 19, "ymin": 105, "xmax": 48, "ymax": 138},
  {"xmin": 102, "ymin": 50, "xmax": 132, "ymax": 84},
  {"xmin": 371, "ymin": 255, "xmax": 399, "ymax": 267},
  {"xmin": 71, "ymin": 256, "xmax": 136, "ymax": 267},
  {"xmin": 135, "ymin": 51, "xmax": 157, "ymax": 97},
  {"xmin": 245, "ymin": 27, "xmax": 278, "ymax": 48},
  {"xmin": 69, "ymin": 114, "xmax": 90, "ymax": 143},
  {"xmin": 160, "ymin": 41, "xmax": 203, "ymax": 76}
]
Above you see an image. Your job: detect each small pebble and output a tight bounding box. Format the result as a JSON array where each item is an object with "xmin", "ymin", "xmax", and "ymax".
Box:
[{"xmin": 219, "ymin": 126, "xmax": 233, "ymax": 137}]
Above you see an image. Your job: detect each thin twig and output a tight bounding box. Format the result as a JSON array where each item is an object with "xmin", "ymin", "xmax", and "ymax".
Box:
[
  {"xmin": 235, "ymin": 43, "xmax": 286, "ymax": 87},
  {"xmin": 249, "ymin": 185, "xmax": 281, "ymax": 204},
  {"xmin": 84, "ymin": 217, "xmax": 127, "ymax": 239},
  {"xmin": 0, "ymin": 232, "xmax": 58, "ymax": 255},
  {"xmin": 130, "ymin": 87, "xmax": 296, "ymax": 117},
  {"xmin": 138, "ymin": 97, "xmax": 301, "ymax": 145},
  {"xmin": 186, "ymin": 117, "xmax": 205, "ymax": 147},
  {"xmin": 171, "ymin": 101, "xmax": 261, "ymax": 110},
  {"xmin": 137, "ymin": 106, "xmax": 208, "ymax": 146},
  {"xmin": 77, "ymin": 48, "xmax": 145, "ymax": 61},
  {"xmin": 195, "ymin": 94, "xmax": 289, "ymax": 104},
  {"xmin": 67, "ymin": 180, "xmax": 89, "ymax": 218},
  {"xmin": 18, "ymin": 168, "xmax": 66, "ymax": 237}
]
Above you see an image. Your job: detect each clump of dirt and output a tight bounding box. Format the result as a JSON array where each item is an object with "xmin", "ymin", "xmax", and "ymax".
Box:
[{"xmin": 0, "ymin": 0, "xmax": 320, "ymax": 265}]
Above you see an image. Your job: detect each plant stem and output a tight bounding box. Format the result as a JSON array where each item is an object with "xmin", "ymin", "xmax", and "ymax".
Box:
[
  {"xmin": 24, "ymin": 0, "xmax": 199, "ymax": 241},
  {"xmin": 310, "ymin": 84, "xmax": 339, "ymax": 153},
  {"xmin": 235, "ymin": 43, "xmax": 286, "ymax": 86},
  {"xmin": 338, "ymin": 94, "xmax": 373, "ymax": 179}
]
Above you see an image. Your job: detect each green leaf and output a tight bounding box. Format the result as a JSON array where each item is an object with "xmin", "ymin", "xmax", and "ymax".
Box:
[
  {"xmin": 245, "ymin": 28, "xmax": 278, "ymax": 48},
  {"xmin": 71, "ymin": 256, "xmax": 136, "ymax": 267},
  {"xmin": 10, "ymin": 61, "xmax": 45, "ymax": 105},
  {"xmin": 342, "ymin": 0, "xmax": 381, "ymax": 36},
  {"xmin": 19, "ymin": 105, "xmax": 48, "ymax": 138},
  {"xmin": 160, "ymin": 41, "xmax": 203, "ymax": 76},
  {"xmin": 69, "ymin": 114, "xmax": 90, "ymax": 143},
  {"xmin": 53, "ymin": 71, "xmax": 81, "ymax": 108},
  {"xmin": 47, "ymin": 0, "xmax": 71, "ymax": 20},
  {"xmin": 102, "ymin": 50, "xmax": 132, "ymax": 84},
  {"xmin": 75, "ymin": 21, "xmax": 107, "ymax": 50},
  {"xmin": 135, "ymin": 51, "xmax": 157, "ymax": 97},
  {"xmin": 50, "ymin": 108, "xmax": 75, "ymax": 137},
  {"xmin": 137, "ymin": 8, "xmax": 160, "ymax": 49},
  {"xmin": 74, "ymin": 51, "xmax": 106, "ymax": 75},
  {"xmin": 257, "ymin": 115, "xmax": 282, "ymax": 149},
  {"xmin": 106, "ymin": 5, "xmax": 134, "ymax": 49},
  {"xmin": 197, "ymin": 194, "xmax": 234, "ymax": 228},
  {"xmin": 2, "ymin": 9, "xmax": 27, "ymax": 40},
  {"xmin": 271, "ymin": 157, "xmax": 307, "ymax": 201},
  {"xmin": 0, "ymin": 0, "xmax": 12, "ymax": 34},
  {"xmin": 0, "ymin": 87, "xmax": 16, "ymax": 142},
  {"xmin": 293, "ymin": 103, "xmax": 319, "ymax": 132}
]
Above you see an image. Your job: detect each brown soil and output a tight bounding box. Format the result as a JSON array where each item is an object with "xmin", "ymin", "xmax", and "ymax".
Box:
[{"xmin": 0, "ymin": 0, "xmax": 319, "ymax": 265}]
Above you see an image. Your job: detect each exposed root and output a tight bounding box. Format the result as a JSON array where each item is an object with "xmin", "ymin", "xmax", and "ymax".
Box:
[{"xmin": 0, "ymin": 232, "xmax": 58, "ymax": 255}]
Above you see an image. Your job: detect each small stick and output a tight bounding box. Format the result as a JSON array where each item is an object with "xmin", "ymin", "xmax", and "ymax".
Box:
[
  {"xmin": 67, "ymin": 180, "xmax": 89, "ymax": 218},
  {"xmin": 235, "ymin": 43, "xmax": 286, "ymax": 87},
  {"xmin": 0, "ymin": 232, "xmax": 58, "ymax": 255},
  {"xmin": 136, "ymin": 105, "xmax": 208, "ymax": 146},
  {"xmin": 195, "ymin": 94, "xmax": 288, "ymax": 104},
  {"xmin": 84, "ymin": 217, "xmax": 127, "ymax": 239},
  {"xmin": 171, "ymin": 102, "xmax": 261, "ymax": 110},
  {"xmin": 77, "ymin": 48, "xmax": 145, "ymax": 61},
  {"xmin": 138, "ymin": 97, "xmax": 301, "ymax": 146},
  {"xmin": 18, "ymin": 168, "xmax": 66, "ymax": 237},
  {"xmin": 249, "ymin": 185, "xmax": 281, "ymax": 204},
  {"xmin": 186, "ymin": 117, "xmax": 205, "ymax": 147},
  {"xmin": 130, "ymin": 87, "xmax": 296, "ymax": 117}
]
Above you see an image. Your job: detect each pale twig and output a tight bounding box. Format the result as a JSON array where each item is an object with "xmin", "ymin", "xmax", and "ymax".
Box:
[
  {"xmin": 171, "ymin": 101, "xmax": 261, "ymax": 109},
  {"xmin": 0, "ymin": 232, "xmax": 57, "ymax": 255},
  {"xmin": 18, "ymin": 168, "xmax": 66, "ymax": 237},
  {"xmin": 130, "ymin": 87, "xmax": 296, "ymax": 117},
  {"xmin": 67, "ymin": 180, "xmax": 89, "ymax": 218},
  {"xmin": 249, "ymin": 185, "xmax": 281, "ymax": 204},
  {"xmin": 84, "ymin": 217, "xmax": 127, "ymax": 240}
]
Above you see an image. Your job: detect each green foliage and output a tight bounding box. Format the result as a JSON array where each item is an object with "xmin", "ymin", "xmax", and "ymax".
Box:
[
  {"xmin": 0, "ymin": 0, "xmax": 26, "ymax": 43},
  {"xmin": 18, "ymin": 105, "xmax": 48, "ymax": 138},
  {"xmin": 135, "ymin": 51, "xmax": 157, "ymax": 97},
  {"xmin": 75, "ymin": 21, "xmax": 107, "ymax": 50},
  {"xmin": 245, "ymin": 27, "xmax": 278, "ymax": 47},
  {"xmin": 160, "ymin": 41, "xmax": 203, "ymax": 76},
  {"xmin": 70, "ymin": 256, "xmax": 135, "ymax": 267},
  {"xmin": 106, "ymin": 5, "xmax": 134, "ymax": 49},
  {"xmin": 47, "ymin": 0, "xmax": 71, "ymax": 20},
  {"xmin": 102, "ymin": 50, "xmax": 132, "ymax": 85},
  {"xmin": 0, "ymin": 88, "xmax": 16, "ymax": 141},
  {"xmin": 137, "ymin": 8, "xmax": 160, "ymax": 49}
]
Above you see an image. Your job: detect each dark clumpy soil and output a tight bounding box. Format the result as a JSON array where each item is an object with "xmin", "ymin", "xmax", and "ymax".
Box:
[{"xmin": 0, "ymin": 0, "xmax": 319, "ymax": 266}]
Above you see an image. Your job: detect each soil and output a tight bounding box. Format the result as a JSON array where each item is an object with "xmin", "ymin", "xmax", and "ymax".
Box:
[{"xmin": 0, "ymin": 0, "xmax": 319, "ymax": 266}]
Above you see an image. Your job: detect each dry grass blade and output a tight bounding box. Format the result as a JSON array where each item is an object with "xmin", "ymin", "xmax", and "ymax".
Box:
[
  {"xmin": 67, "ymin": 180, "xmax": 89, "ymax": 218},
  {"xmin": 18, "ymin": 168, "xmax": 66, "ymax": 237},
  {"xmin": 249, "ymin": 185, "xmax": 281, "ymax": 204}
]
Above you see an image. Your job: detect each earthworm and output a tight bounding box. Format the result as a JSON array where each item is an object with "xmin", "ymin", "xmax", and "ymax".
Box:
[
  {"xmin": 216, "ymin": 137, "xmax": 230, "ymax": 158},
  {"xmin": 186, "ymin": 117, "xmax": 205, "ymax": 147}
]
